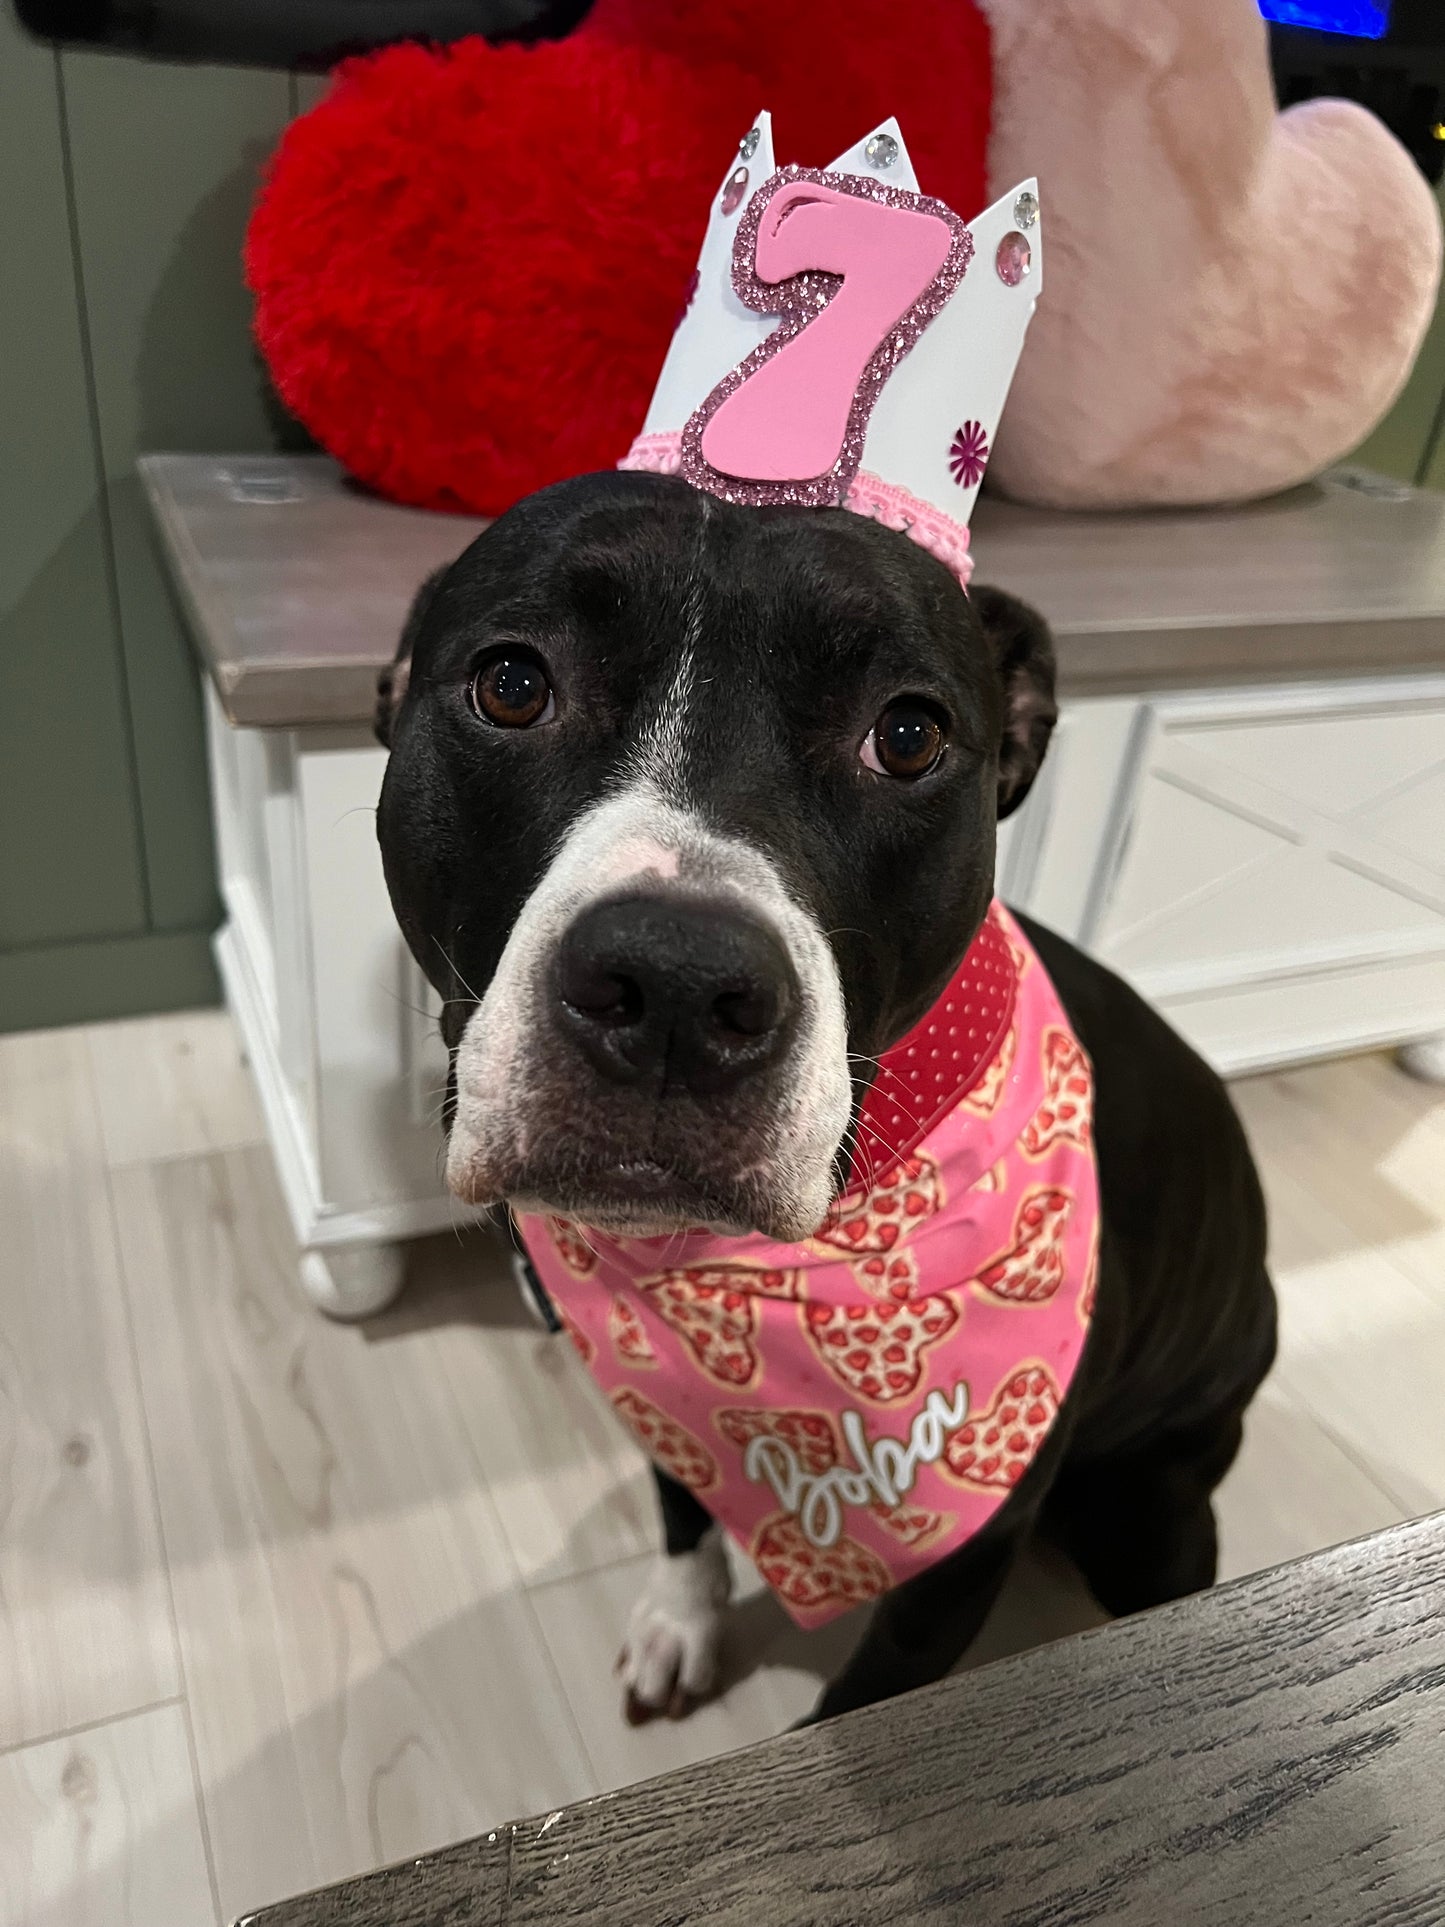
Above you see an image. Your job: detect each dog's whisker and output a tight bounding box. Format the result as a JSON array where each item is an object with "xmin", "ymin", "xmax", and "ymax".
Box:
[
  {"xmin": 850, "ymin": 1119, "xmax": 903, "ymax": 1166},
  {"xmin": 382, "ymin": 989, "xmax": 447, "ymax": 1025},
  {"xmin": 432, "ymin": 934, "xmax": 484, "ymax": 1006}
]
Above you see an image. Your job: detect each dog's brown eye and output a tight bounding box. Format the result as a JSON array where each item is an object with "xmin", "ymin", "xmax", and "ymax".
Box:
[
  {"xmin": 861, "ymin": 700, "xmax": 946, "ymax": 779},
  {"xmin": 470, "ymin": 653, "xmax": 553, "ymax": 728}
]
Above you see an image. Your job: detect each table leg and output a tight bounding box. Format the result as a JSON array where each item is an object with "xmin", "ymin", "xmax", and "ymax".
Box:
[{"xmin": 298, "ymin": 1242, "xmax": 407, "ymax": 1320}]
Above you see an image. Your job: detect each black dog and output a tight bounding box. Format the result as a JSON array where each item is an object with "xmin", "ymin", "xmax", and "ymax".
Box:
[{"xmin": 376, "ymin": 469, "xmax": 1276, "ymax": 1725}]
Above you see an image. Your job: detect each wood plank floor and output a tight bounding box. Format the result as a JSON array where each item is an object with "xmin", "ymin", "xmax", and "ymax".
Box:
[
  {"xmin": 0, "ymin": 1028, "xmax": 179, "ymax": 1751},
  {"xmin": 2, "ymin": 1008, "xmax": 1442, "ymax": 1924}
]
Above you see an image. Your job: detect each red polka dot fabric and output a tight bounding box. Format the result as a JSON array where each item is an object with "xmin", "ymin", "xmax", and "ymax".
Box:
[{"xmin": 849, "ymin": 907, "xmax": 1017, "ymax": 1190}]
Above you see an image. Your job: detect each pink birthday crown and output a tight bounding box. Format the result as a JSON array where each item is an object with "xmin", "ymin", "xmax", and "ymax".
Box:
[{"xmin": 620, "ymin": 114, "xmax": 1042, "ymax": 586}]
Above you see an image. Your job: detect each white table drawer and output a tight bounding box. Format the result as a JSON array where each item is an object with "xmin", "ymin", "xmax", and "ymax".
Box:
[{"xmin": 1092, "ymin": 681, "xmax": 1445, "ymax": 1002}]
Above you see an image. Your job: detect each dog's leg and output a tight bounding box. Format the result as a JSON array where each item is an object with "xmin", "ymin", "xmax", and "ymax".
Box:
[
  {"xmin": 804, "ymin": 1510, "xmax": 1036, "ymax": 1725},
  {"xmin": 1040, "ymin": 1258, "xmax": 1276, "ymax": 1617},
  {"xmin": 1043, "ymin": 1408, "xmax": 1252, "ymax": 1616},
  {"xmin": 619, "ymin": 1470, "xmax": 731, "ymax": 1725}
]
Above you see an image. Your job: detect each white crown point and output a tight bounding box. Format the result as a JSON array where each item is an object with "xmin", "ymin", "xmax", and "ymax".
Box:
[
  {"xmin": 825, "ymin": 117, "xmax": 919, "ymax": 194},
  {"xmin": 642, "ymin": 110, "xmax": 779, "ymax": 438},
  {"xmin": 625, "ymin": 123, "xmax": 1042, "ymax": 580},
  {"xmin": 859, "ymin": 178, "xmax": 1042, "ymax": 529}
]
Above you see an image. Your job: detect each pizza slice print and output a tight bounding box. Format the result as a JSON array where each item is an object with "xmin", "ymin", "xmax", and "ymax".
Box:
[
  {"xmin": 638, "ymin": 1266, "xmax": 799, "ymax": 1389},
  {"xmin": 815, "ymin": 1152, "xmax": 943, "ymax": 1255},
  {"xmin": 715, "ymin": 1405, "xmax": 841, "ymax": 1476},
  {"xmin": 612, "ymin": 1388, "xmax": 719, "ymax": 1493},
  {"xmin": 850, "ymin": 1248, "xmax": 921, "ymax": 1305},
  {"xmin": 803, "ymin": 1294, "xmax": 959, "ymax": 1404},
  {"xmin": 942, "ymin": 1364, "xmax": 1060, "ymax": 1491},
  {"xmin": 959, "ymin": 1020, "xmax": 1016, "ymax": 1118},
  {"xmin": 872, "ymin": 1502, "xmax": 958, "ymax": 1551},
  {"xmin": 547, "ymin": 1217, "xmax": 597, "ymax": 1277},
  {"xmin": 556, "ymin": 1307, "xmax": 595, "ymax": 1366},
  {"xmin": 1078, "ymin": 1221, "xmax": 1100, "ymax": 1327},
  {"xmin": 751, "ymin": 1512, "xmax": 891, "ymax": 1617},
  {"xmin": 972, "ymin": 1187, "xmax": 1073, "ymax": 1304},
  {"xmin": 1021, "ymin": 1027, "xmax": 1093, "ymax": 1158},
  {"xmin": 607, "ymin": 1293, "xmax": 657, "ymax": 1368}
]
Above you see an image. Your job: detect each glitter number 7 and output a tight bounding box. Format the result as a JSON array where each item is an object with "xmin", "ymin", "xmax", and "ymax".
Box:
[{"xmin": 683, "ymin": 173, "xmax": 971, "ymax": 508}]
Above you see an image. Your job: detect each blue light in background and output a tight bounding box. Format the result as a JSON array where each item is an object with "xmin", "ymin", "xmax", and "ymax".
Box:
[{"xmin": 1258, "ymin": 0, "xmax": 1389, "ymax": 35}]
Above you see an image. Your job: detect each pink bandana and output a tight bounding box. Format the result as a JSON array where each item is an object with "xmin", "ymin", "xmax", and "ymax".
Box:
[{"xmin": 521, "ymin": 904, "xmax": 1099, "ymax": 1627}]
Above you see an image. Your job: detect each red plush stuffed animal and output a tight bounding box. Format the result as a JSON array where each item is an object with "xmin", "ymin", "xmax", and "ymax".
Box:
[{"xmin": 245, "ymin": 0, "xmax": 992, "ymax": 516}]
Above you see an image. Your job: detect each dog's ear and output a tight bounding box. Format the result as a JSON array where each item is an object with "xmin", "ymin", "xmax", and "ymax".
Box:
[
  {"xmin": 969, "ymin": 584, "xmax": 1058, "ymax": 820},
  {"xmin": 376, "ymin": 566, "xmax": 449, "ymax": 748}
]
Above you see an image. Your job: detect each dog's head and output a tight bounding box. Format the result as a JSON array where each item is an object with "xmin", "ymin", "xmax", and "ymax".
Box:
[{"xmin": 376, "ymin": 471, "xmax": 1055, "ymax": 1241}]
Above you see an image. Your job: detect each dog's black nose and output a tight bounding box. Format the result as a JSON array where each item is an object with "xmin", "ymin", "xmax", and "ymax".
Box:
[{"xmin": 557, "ymin": 896, "xmax": 798, "ymax": 1096}]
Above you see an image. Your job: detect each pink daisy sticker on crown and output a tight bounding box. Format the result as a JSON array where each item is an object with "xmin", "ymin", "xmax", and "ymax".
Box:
[{"xmin": 949, "ymin": 421, "xmax": 990, "ymax": 490}]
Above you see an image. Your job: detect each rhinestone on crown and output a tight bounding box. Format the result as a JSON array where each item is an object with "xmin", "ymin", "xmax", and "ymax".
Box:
[
  {"xmin": 996, "ymin": 231, "xmax": 1032, "ymax": 287},
  {"xmin": 720, "ymin": 167, "xmax": 750, "ymax": 216}
]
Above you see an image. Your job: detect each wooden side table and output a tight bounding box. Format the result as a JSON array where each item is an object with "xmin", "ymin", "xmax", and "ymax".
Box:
[
  {"xmin": 142, "ymin": 454, "xmax": 1445, "ymax": 1315},
  {"xmin": 240, "ymin": 1512, "xmax": 1445, "ymax": 1927}
]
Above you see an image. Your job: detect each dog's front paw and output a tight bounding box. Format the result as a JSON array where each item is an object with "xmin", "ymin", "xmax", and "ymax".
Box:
[{"xmin": 618, "ymin": 1528, "xmax": 731, "ymax": 1725}]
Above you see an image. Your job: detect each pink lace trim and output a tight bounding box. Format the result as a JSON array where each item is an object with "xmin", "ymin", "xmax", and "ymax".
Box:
[
  {"xmin": 843, "ymin": 474, "xmax": 974, "ymax": 584},
  {"xmin": 619, "ymin": 432, "xmax": 974, "ymax": 587}
]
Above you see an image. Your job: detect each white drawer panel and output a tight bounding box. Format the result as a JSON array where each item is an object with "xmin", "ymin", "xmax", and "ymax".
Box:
[
  {"xmin": 298, "ymin": 740, "xmax": 458, "ymax": 1213},
  {"xmin": 1161, "ymin": 953, "xmax": 1445, "ymax": 1077},
  {"xmin": 1093, "ymin": 683, "xmax": 1445, "ymax": 1000}
]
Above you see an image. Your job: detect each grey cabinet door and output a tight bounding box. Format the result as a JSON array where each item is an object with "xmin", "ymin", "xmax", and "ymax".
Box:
[
  {"xmin": 61, "ymin": 48, "xmax": 293, "ymax": 934},
  {"xmin": 1, "ymin": 6, "xmax": 298, "ymax": 1028},
  {"xmin": 0, "ymin": 12, "xmax": 146, "ymax": 951}
]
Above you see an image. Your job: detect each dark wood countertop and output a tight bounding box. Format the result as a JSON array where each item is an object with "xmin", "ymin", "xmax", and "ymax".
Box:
[
  {"xmin": 241, "ymin": 1510, "xmax": 1445, "ymax": 1927},
  {"xmin": 140, "ymin": 455, "xmax": 1445, "ymax": 731}
]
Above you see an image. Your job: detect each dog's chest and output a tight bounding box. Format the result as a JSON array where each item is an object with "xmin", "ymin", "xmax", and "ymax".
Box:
[{"xmin": 521, "ymin": 903, "xmax": 1100, "ymax": 1625}]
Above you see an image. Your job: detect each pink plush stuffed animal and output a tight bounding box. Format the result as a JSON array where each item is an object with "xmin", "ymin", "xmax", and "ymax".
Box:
[{"xmin": 981, "ymin": 0, "xmax": 1443, "ymax": 508}]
